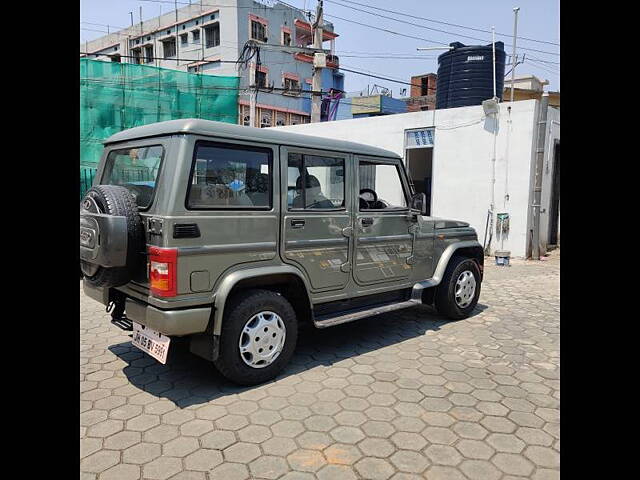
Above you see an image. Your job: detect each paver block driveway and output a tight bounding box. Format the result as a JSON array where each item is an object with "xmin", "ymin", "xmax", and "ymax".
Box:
[{"xmin": 81, "ymin": 252, "xmax": 560, "ymax": 479}]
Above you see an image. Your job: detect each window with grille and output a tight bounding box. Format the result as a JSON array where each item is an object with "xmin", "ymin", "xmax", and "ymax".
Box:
[
  {"xmin": 283, "ymin": 31, "xmax": 291, "ymax": 46},
  {"xmin": 192, "ymin": 30, "xmax": 200, "ymax": 42},
  {"xmin": 144, "ymin": 45, "xmax": 154, "ymax": 63},
  {"xmin": 131, "ymin": 48, "xmax": 142, "ymax": 64},
  {"xmin": 205, "ymin": 24, "xmax": 220, "ymax": 48},
  {"xmin": 180, "ymin": 33, "xmax": 188, "ymax": 46},
  {"xmin": 284, "ymin": 77, "xmax": 300, "ymax": 94},
  {"xmin": 162, "ymin": 38, "xmax": 176, "ymax": 58},
  {"xmin": 251, "ymin": 20, "xmax": 267, "ymax": 42},
  {"xmin": 260, "ymin": 111, "xmax": 272, "ymax": 128}
]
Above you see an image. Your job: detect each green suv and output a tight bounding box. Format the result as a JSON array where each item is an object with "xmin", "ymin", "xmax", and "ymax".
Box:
[{"xmin": 80, "ymin": 119, "xmax": 483, "ymax": 385}]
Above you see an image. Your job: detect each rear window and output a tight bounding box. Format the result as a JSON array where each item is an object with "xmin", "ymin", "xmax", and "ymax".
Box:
[{"xmin": 102, "ymin": 145, "xmax": 163, "ymax": 209}]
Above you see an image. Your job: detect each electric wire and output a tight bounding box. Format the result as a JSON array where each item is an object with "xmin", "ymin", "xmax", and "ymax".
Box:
[
  {"xmin": 323, "ymin": 8, "xmax": 560, "ymax": 57},
  {"xmin": 325, "ymin": 0, "xmax": 559, "ymax": 46}
]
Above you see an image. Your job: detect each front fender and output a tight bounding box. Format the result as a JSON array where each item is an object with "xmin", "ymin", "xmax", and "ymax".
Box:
[
  {"xmin": 212, "ymin": 265, "xmax": 313, "ymax": 336},
  {"xmin": 419, "ymin": 240, "xmax": 484, "ymax": 289}
]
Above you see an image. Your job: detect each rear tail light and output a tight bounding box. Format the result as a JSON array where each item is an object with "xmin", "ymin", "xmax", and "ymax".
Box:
[{"xmin": 148, "ymin": 247, "xmax": 178, "ymax": 297}]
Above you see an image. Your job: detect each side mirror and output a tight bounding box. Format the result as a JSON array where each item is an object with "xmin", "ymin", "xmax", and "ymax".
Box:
[{"xmin": 410, "ymin": 193, "xmax": 427, "ymax": 216}]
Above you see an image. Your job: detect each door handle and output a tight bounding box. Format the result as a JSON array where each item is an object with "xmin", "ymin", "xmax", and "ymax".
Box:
[
  {"xmin": 361, "ymin": 217, "xmax": 374, "ymax": 227},
  {"xmin": 291, "ymin": 219, "xmax": 305, "ymax": 228}
]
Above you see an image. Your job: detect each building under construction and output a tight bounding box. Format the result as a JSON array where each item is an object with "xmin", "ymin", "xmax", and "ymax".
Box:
[{"xmin": 81, "ymin": 0, "xmax": 344, "ymax": 127}]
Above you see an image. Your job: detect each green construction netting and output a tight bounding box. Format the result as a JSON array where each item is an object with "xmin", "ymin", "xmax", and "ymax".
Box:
[{"xmin": 80, "ymin": 58, "xmax": 239, "ymax": 198}]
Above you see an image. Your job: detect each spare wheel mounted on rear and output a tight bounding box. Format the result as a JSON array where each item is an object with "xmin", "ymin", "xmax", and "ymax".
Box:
[{"xmin": 80, "ymin": 185, "xmax": 145, "ymax": 288}]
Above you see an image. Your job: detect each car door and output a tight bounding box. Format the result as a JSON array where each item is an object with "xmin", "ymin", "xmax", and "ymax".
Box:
[
  {"xmin": 280, "ymin": 146, "xmax": 352, "ymax": 291},
  {"xmin": 353, "ymin": 156, "xmax": 415, "ymax": 286}
]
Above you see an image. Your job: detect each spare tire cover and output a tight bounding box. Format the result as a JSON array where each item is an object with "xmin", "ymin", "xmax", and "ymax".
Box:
[{"xmin": 80, "ymin": 185, "xmax": 145, "ymax": 288}]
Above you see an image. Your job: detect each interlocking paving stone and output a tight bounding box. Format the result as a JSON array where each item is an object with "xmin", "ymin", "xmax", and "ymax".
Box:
[
  {"xmin": 455, "ymin": 439, "xmax": 496, "ymax": 460},
  {"xmin": 249, "ymin": 455, "xmax": 289, "ymax": 479},
  {"xmin": 323, "ymin": 443, "xmax": 363, "ymax": 465},
  {"xmin": 359, "ymin": 437, "xmax": 395, "ymax": 458},
  {"xmin": 354, "ymin": 457, "xmax": 395, "ymax": 479},
  {"xmin": 184, "ymin": 448, "xmax": 224, "ymax": 471},
  {"xmin": 100, "ymin": 463, "xmax": 140, "ymax": 480},
  {"xmin": 80, "ymin": 252, "xmax": 560, "ymax": 479},
  {"xmin": 286, "ymin": 449, "xmax": 325, "ymax": 472},
  {"xmin": 493, "ymin": 452, "xmax": 536, "ymax": 476}
]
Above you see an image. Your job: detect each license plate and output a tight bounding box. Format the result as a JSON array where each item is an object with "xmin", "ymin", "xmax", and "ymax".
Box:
[{"xmin": 132, "ymin": 322, "xmax": 170, "ymax": 364}]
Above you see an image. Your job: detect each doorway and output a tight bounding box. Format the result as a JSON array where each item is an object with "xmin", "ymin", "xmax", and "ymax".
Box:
[
  {"xmin": 406, "ymin": 147, "xmax": 433, "ymax": 215},
  {"xmin": 548, "ymin": 142, "xmax": 560, "ymax": 247}
]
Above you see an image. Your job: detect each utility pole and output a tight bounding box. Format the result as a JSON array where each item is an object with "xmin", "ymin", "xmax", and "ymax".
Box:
[
  {"xmin": 492, "ymin": 26, "xmax": 496, "ymax": 100},
  {"xmin": 510, "ymin": 7, "xmax": 520, "ymax": 102},
  {"xmin": 139, "ymin": 6, "xmax": 143, "ymax": 34},
  {"xmin": 250, "ymin": 65, "xmax": 257, "ymax": 127},
  {"xmin": 311, "ymin": 0, "xmax": 324, "ymax": 123},
  {"xmin": 531, "ymin": 92, "xmax": 549, "ymax": 259},
  {"xmin": 247, "ymin": 42, "xmax": 258, "ymax": 128},
  {"xmin": 175, "ymin": 0, "xmax": 180, "ymax": 66}
]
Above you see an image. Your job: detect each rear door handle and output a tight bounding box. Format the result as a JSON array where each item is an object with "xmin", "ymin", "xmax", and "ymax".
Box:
[
  {"xmin": 291, "ymin": 219, "xmax": 305, "ymax": 228},
  {"xmin": 361, "ymin": 217, "xmax": 374, "ymax": 227}
]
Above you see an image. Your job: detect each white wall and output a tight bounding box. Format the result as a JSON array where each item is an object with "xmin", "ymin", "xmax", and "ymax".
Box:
[{"xmin": 276, "ymin": 100, "xmax": 549, "ymax": 258}]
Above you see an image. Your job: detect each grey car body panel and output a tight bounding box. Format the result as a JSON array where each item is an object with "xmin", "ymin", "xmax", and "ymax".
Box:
[
  {"xmin": 125, "ymin": 297, "xmax": 211, "ymax": 336},
  {"xmin": 414, "ymin": 239, "xmax": 483, "ymax": 288},
  {"xmin": 210, "ymin": 265, "xmax": 313, "ymax": 336},
  {"xmin": 83, "ymin": 281, "xmax": 110, "ymax": 306},
  {"xmin": 85, "ymin": 120, "xmax": 482, "ymax": 341}
]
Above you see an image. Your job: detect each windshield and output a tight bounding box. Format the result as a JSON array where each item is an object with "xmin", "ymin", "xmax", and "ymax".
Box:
[{"xmin": 102, "ymin": 145, "xmax": 163, "ymax": 209}]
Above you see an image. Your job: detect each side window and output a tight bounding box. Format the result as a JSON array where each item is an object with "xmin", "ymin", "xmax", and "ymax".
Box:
[
  {"xmin": 288, "ymin": 152, "xmax": 345, "ymax": 210},
  {"xmin": 359, "ymin": 161, "xmax": 408, "ymax": 210},
  {"xmin": 187, "ymin": 142, "xmax": 272, "ymax": 209}
]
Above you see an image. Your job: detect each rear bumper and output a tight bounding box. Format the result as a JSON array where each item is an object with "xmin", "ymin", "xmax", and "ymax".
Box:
[
  {"xmin": 83, "ymin": 281, "xmax": 211, "ymax": 336},
  {"xmin": 125, "ymin": 297, "xmax": 211, "ymax": 337}
]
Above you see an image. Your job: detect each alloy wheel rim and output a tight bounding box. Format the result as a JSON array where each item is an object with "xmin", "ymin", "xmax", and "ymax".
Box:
[
  {"xmin": 239, "ymin": 311, "xmax": 286, "ymax": 369},
  {"xmin": 455, "ymin": 270, "xmax": 476, "ymax": 308}
]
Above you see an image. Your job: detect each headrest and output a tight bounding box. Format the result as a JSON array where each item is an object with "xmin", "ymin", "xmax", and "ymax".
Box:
[{"xmin": 295, "ymin": 174, "xmax": 321, "ymax": 190}]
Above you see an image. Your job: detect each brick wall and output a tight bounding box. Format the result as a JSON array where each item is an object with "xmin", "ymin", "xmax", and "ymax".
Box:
[{"xmin": 410, "ymin": 73, "xmax": 437, "ymax": 97}]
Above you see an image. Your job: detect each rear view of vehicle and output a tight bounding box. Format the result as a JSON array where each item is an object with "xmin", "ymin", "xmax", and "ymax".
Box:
[{"xmin": 80, "ymin": 142, "xmax": 174, "ymax": 363}]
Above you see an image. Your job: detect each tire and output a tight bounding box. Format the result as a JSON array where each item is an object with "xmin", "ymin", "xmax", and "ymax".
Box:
[
  {"xmin": 214, "ymin": 289, "xmax": 298, "ymax": 386},
  {"xmin": 80, "ymin": 185, "xmax": 145, "ymax": 288},
  {"xmin": 435, "ymin": 255, "xmax": 481, "ymax": 320}
]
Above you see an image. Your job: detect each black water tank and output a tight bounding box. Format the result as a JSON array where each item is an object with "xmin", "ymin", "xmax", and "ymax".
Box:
[{"xmin": 436, "ymin": 41, "xmax": 506, "ymax": 109}]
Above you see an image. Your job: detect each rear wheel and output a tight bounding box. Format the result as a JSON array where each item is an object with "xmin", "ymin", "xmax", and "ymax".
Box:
[
  {"xmin": 214, "ymin": 289, "xmax": 298, "ymax": 386},
  {"xmin": 435, "ymin": 256, "xmax": 481, "ymax": 320}
]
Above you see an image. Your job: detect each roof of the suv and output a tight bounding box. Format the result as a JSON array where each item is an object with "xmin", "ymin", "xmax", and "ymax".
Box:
[{"xmin": 104, "ymin": 119, "xmax": 401, "ymax": 159}]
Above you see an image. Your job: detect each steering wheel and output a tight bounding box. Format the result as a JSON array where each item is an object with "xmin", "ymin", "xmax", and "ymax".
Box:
[{"xmin": 359, "ymin": 188, "xmax": 378, "ymax": 209}]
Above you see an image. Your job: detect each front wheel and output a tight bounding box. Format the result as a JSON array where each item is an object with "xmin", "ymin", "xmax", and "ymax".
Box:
[
  {"xmin": 435, "ymin": 256, "xmax": 482, "ymax": 320},
  {"xmin": 213, "ymin": 289, "xmax": 298, "ymax": 386}
]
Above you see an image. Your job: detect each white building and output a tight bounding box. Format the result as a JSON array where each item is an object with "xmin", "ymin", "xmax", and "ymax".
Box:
[{"xmin": 276, "ymin": 99, "xmax": 560, "ymax": 258}]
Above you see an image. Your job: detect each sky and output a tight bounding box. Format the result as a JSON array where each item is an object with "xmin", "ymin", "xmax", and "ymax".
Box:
[{"xmin": 80, "ymin": 0, "xmax": 560, "ymax": 95}]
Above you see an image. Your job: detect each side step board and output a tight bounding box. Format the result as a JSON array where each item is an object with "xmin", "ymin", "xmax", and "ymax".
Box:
[{"xmin": 313, "ymin": 299, "xmax": 421, "ymax": 329}]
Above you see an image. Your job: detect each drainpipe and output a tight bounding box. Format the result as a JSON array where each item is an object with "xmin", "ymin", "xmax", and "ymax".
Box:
[{"xmin": 531, "ymin": 92, "xmax": 549, "ymax": 260}]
